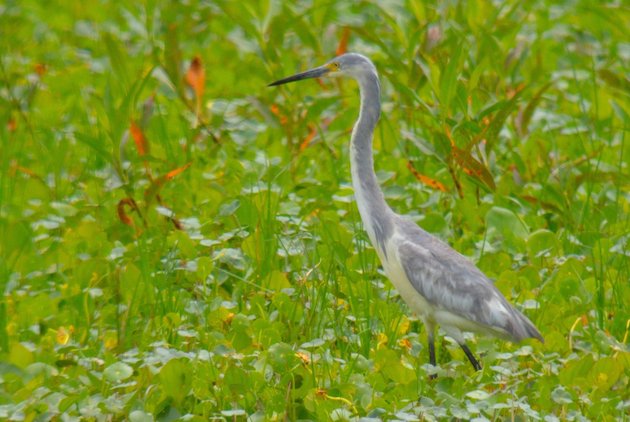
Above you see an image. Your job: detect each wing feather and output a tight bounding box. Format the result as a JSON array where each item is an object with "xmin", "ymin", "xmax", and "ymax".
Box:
[{"xmin": 396, "ymin": 217, "xmax": 542, "ymax": 342}]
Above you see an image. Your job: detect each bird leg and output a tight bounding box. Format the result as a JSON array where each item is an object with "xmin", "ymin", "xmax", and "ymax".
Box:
[
  {"xmin": 459, "ymin": 343, "xmax": 482, "ymax": 371},
  {"xmin": 427, "ymin": 330, "xmax": 437, "ymax": 380}
]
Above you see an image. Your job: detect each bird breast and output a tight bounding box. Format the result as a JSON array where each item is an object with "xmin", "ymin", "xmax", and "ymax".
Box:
[{"xmin": 378, "ymin": 232, "xmax": 436, "ymax": 323}]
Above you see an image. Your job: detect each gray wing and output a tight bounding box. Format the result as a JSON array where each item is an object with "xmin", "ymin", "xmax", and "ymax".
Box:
[{"xmin": 396, "ymin": 217, "xmax": 542, "ymax": 342}]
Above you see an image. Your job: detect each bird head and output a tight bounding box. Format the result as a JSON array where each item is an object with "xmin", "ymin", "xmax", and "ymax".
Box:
[{"xmin": 268, "ymin": 53, "xmax": 376, "ymax": 87}]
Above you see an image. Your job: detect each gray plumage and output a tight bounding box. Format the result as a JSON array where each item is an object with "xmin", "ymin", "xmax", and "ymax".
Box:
[{"xmin": 269, "ymin": 53, "xmax": 543, "ymax": 374}]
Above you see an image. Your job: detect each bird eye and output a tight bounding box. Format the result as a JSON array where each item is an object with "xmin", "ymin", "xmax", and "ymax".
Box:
[{"xmin": 331, "ymin": 62, "xmax": 340, "ymax": 70}]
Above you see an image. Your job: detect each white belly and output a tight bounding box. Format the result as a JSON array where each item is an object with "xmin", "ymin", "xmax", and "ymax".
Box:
[{"xmin": 377, "ymin": 234, "xmax": 435, "ymax": 323}]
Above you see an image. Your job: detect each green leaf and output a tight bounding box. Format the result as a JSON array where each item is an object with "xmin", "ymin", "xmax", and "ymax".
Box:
[
  {"xmin": 103, "ymin": 33, "xmax": 130, "ymax": 88},
  {"xmin": 268, "ymin": 270, "xmax": 291, "ymax": 290},
  {"xmin": 517, "ymin": 83, "xmax": 552, "ymax": 135},
  {"xmin": 224, "ymin": 365, "xmax": 249, "ymax": 394},
  {"xmin": 129, "ymin": 410, "xmax": 154, "ymax": 422},
  {"xmin": 466, "ymin": 389, "xmax": 490, "ymax": 400},
  {"xmin": 267, "ymin": 342, "xmax": 299, "ymax": 371},
  {"xmin": 213, "ymin": 248, "xmax": 247, "ymax": 271},
  {"xmin": 374, "ymin": 349, "xmax": 415, "ymax": 385},
  {"xmin": 588, "ymin": 356, "xmax": 623, "ymax": 392},
  {"xmin": 551, "ymin": 385, "xmax": 573, "ymax": 404},
  {"xmin": 104, "ymin": 361, "xmax": 133, "ymax": 383},
  {"xmin": 527, "ymin": 229, "xmax": 559, "ymax": 258},
  {"xmin": 159, "ymin": 358, "xmax": 193, "ymax": 405},
  {"xmin": 482, "ymin": 90, "xmax": 523, "ymax": 150},
  {"xmin": 163, "ymin": 23, "xmax": 183, "ymax": 95},
  {"xmin": 9, "ymin": 342, "xmax": 34, "ymax": 369},
  {"xmin": 486, "ymin": 206, "xmax": 528, "ymax": 238},
  {"xmin": 439, "ymin": 42, "xmax": 465, "ymax": 114}
]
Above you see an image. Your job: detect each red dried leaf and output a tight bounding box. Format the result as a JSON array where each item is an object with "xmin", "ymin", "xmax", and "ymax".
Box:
[
  {"xmin": 299, "ymin": 117, "xmax": 334, "ymax": 152},
  {"xmin": 144, "ymin": 162, "xmax": 192, "ymax": 202},
  {"xmin": 129, "ymin": 120, "xmax": 149, "ymax": 156},
  {"xmin": 34, "ymin": 63, "xmax": 47, "ymax": 76},
  {"xmin": 336, "ymin": 27, "xmax": 351, "ymax": 56},
  {"xmin": 445, "ymin": 126, "xmax": 496, "ymax": 190},
  {"xmin": 7, "ymin": 118, "xmax": 17, "ymax": 132},
  {"xmin": 185, "ymin": 56, "xmax": 205, "ymax": 101},
  {"xmin": 399, "ymin": 338, "xmax": 412, "ymax": 350},
  {"xmin": 406, "ymin": 161, "xmax": 448, "ymax": 192},
  {"xmin": 9, "ymin": 160, "xmax": 38, "ymax": 178},
  {"xmin": 270, "ymin": 104, "xmax": 288, "ymax": 125},
  {"xmin": 506, "ymin": 83, "xmax": 525, "ymax": 100},
  {"xmin": 117, "ymin": 197, "xmax": 138, "ymax": 226},
  {"xmin": 299, "ymin": 124, "xmax": 317, "ymax": 151},
  {"xmin": 165, "ymin": 162, "xmax": 192, "ymax": 180}
]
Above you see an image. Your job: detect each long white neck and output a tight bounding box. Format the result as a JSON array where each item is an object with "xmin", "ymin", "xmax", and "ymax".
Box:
[{"xmin": 350, "ymin": 71, "xmax": 395, "ymax": 256}]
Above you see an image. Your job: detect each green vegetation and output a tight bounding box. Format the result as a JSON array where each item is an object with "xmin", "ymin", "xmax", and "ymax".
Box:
[{"xmin": 1, "ymin": 0, "xmax": 628, "ymax": 420}]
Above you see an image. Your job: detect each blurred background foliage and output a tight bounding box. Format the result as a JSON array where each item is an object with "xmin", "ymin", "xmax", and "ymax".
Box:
[{"xmin": 0, "ymin": 0, "xmax": 628, "ymax": 420}]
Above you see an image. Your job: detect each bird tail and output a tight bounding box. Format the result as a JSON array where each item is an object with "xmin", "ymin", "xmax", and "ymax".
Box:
[{"xmin": 511, "ymin": 308, "xmax": 544, "ymax": 343}]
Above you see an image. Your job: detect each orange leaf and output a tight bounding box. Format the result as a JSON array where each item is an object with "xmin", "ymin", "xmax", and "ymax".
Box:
[
  {"xmin": 299, "ymin": 117, "xmax": 334, "ymax": 152},
  {"xmin": 129, "ymin": 120, "xmax": 149, "ymax": 156},
  {"xmin": 165, "ymin": 162, "xmax": 192, "ymax": 180},
  {"xmin": 299, "ymin": 124, "xmax": 317, "ymax": 151},
  {"xmin": 296, "ymin": 351, "xmax": 311, "ymax": 364},
  {"xmin": 117, "ymin": 197, "xmax": 138, "ymax": 226},
  {"xmin": 406, "ymin": 161, "xmax": 448, "ymax": 192},
  {"xmin": 56, "ymin": 326, "xmax": 73, "ymax": 345},
  {"xmin": 270, "ymin": 104, "xmax": 288, "ymax": 125},
  {"xmin": 9, "ymin": 160, "xmax": 39, "ymax": 178},
  {"xmin": 398, "ymin": 338, "xmax": 412, "ymax": 350},
  {"xmin": 34, "ymin": 63, "xmax": 47, "ymax": 76},
  {"xmin": 185, "ymin": 56, "xmax": 205, "ymax": 100},
  {"xmin": 444, "ymin": 125, "xmax": 455, "ymax": 147},
  {"xmin": 7, "ymin": 118, "xmax": 17, "ymax": 132},
  {"xmin": 444, "ymin": 125, "xmax": 495, "ymax": 190},
  {"xmin": 144, "ymin": 163, "xmax": 192, "ymax": 202},
  {"xmin": 451, "ymin": 146, "xmax": 496, "ymax": 190},
  {"xmin": 336, "ymin": 27, "xmax": 351, "ymax": 56}
]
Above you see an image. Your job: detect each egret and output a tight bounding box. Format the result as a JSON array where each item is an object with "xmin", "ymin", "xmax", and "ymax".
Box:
[{"xmin": 269, "ymin": 53, "xmax": 543, "ymax": 375}]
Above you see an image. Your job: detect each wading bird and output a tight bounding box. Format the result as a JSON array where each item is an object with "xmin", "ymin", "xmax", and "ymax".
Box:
[{"xmin": 269, "ymin": 53, "xmax": 543, "ymax": 375}]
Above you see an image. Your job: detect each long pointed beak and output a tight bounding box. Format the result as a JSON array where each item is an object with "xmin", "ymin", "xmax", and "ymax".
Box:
[{"xmin": 268, "ymin": 65, "xmax": 330, "ymax": 87}]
